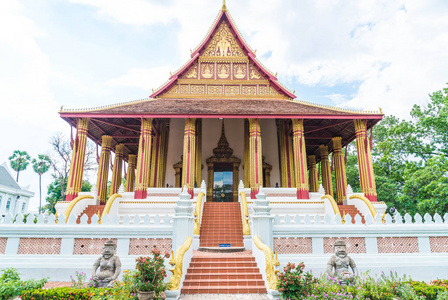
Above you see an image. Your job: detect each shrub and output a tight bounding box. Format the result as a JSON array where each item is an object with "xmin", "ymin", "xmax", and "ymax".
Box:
[
  {"xmin": 408, "ymin": 281, "xmax": 448, "ymax": 300},
  {"xmin": 0, "ymin": 268, "xmax": 47, "ymax": 300},
  {"xmin": 21, "ymin": 287, "xmax": 100, "ymax": 300},
  {"xmin": 71, "ymin": 271, "xmax": 87, "ymax": 288},
  {"xmin": 277, "ymin": 262, "xmax": 316, "ymax": 299},
  {"xmin": 133, "ymin": 247, "xmax": 170, "ymax": 297}
]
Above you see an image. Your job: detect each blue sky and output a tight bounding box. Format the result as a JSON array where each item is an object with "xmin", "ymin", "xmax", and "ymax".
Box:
[{"xmin": 1, "ymin": 0, "xmax": 448, "ymax": 210}]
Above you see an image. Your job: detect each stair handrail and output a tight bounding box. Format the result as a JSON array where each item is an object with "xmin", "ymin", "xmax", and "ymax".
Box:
[
  {"xmin": 62, "ymin": 195, "xmax": 94, "ymax": 223},
  {"xmin": 240, "ymin": 191, "xmax": 251, "ymax": 235},
  {"xmin": 100, "ymin": 193, "xmax": 123, "ymax": 224},
  {"xmin": 321, "ymin": 194, "xmax": 342, "ymax": 218},
  {"xmin": 168, "ymin": 236, "xmax": 193, "ymax": 291},
  {"xmin": 253, "ymin": 235, "xmax": 280, "ymax": 290},
  {"xmin": 193, "ymin": 192, "xmax": 205, "ymax": 235},
  {"xmin": 349, "ymin": 194, "xmax": 378, "ymax": 218}
]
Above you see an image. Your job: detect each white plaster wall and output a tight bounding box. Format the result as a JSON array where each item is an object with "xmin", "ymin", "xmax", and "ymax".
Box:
[
  {"xmin": 165, "ymin": 118, "xmax": 185, "ymax": 187},
  {"xmin": 260, "ymin": 119, "xmax": 280, "ymax": 187},
  {"xmin": 201, "ymin": 118, "xmax": 245, "ymax": 183},
  {"xmin": 165, "ymin": 118, "xmax": 281, "ymax": 188}
]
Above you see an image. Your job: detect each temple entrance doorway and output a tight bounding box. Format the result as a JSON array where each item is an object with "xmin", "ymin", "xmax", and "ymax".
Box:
[
  {"xmin": 213, "ymin": 163, "xmax": 233, "ymax": 202},
  {"xmin": 206, "ymin": 120, "xmax": 241, "ymax": 202}
]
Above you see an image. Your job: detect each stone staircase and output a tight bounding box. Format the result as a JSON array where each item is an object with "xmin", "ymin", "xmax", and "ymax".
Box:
[
  {"xmin": 76, "ymin": 205, "xmax": 105, "ymax": 224},
  {"xmin": 182, "ymin": 202, "xmax": 266, "ymax": 294},
  {"xmin": 199, "ymin": 202, "xmax": 244, "ymax": 248},
  {"xmin": 338, "ymin": 204, "xmax": 365, "ymax": 224}
]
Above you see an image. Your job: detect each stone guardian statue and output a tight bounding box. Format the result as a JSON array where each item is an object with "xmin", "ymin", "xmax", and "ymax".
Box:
[
  {"xmin": 326, "ymin": 240, "xmax": 358, "ymax": 284},
  {"xmin": 92, "ymin": 240, "xmax": 122, "ymax": 287}
]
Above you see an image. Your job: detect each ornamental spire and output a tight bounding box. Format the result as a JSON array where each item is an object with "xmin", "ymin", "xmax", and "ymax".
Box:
[{"xmin": 222, "ymin": 0, "xmax": 227, "ymax": 11}]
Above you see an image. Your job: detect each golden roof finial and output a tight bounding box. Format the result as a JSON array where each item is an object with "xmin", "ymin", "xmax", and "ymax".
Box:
[{"xmin": 222, "ymin": 0, "xmax": 227, "ymax": 11}]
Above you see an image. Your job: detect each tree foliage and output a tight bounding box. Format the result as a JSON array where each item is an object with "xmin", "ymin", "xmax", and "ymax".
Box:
[
  {"xmin": 8, "ymin": 150, "xmax": 31, "ymax": 182},
  {"xmin": 45, "ymin": 178, "xmax": 91, "ymax": 214},
  {"xmin": 346, "ymin": 84, "xmax": 448, "ymax": 215},
  {"xmin": 32, "ymin": 155, "xmax": 51, "ymax": 212}
]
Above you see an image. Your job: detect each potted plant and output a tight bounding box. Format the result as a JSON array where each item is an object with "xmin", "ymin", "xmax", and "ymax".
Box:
[{"xmin": 134, "ymin": 247, "xmax": 170, "ymax": 300}]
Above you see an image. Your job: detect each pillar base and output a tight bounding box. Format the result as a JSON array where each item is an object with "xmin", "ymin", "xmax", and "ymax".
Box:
[
  {"xmin": 134, "ymin": 189, "xmax": 147, "ymax": 199},
  {"xmin": 251, "ymin": 188, "xmax": 259, "ymax": 199},
  {"xmin": 296, "ymin": 189, "xmax": 309, "ymax": 199},
  {"xmin": 65, "ymin": 193, "xmax": 78, "ymax": 201},
  {"xmin": 365, "ymin": 194, "xmax": 377, "ymax": 202}
]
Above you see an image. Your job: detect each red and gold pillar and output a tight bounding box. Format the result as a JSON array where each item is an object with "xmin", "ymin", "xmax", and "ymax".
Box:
[
  {"xmin": 182, "ymin": 118, "xmax": 196, "ymax": 198},
  {"xmin": 195, "ymin": 119, "xmax": 202, "ymax": 188},
  {"xmin": 125, "ymin": 154, "xmax": 136, "ymax": 192},
  {"xmin": 244, "ymin": 120, "xmax": 250, "ymax": 188},
  {"xmin": 319, "ymin": 145, "xmax": 333, "ymax": 197},
  {"xmin": 65, "ymin": 118, "xmax": 89, "ymax": 201},
  {"xmin": 292, "ymin": 119, "xmax": 309, "ymax": 199},
  {"xmin": 150, "ymin": 126, "xmax": 161, "ymax": 188},
  {"xmin": 96, "ymin": 135, "xmax": 112, "ymax": 203},
  {"xmin": 110, "ymin": 144, "xmax": 124, "ymax": 195},
  {"xmin": 249, "ymin": 118, "xmax": 263, "ymax": 199},
  {"xmin": 135, "ymin": 118, "xmax": 153, "ymax": 199},
  {"xmin": 354, "ymin": 120, "xmax": 377, "ymax": 201},
  {"xmin": 308, "ymin": 155, "xmax": 319, "ymax": 193},
  {"xmin": 332, "ymin": 137, "xmax": 347, "ymax": 203}
]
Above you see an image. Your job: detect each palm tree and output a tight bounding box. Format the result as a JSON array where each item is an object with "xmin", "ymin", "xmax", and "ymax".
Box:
[
  {"xmin": 9, "ymin": 150, "xmax": 31, "ymax": 182},
  {"xmin": 32, "ymin": 155, "xmax": 51, "ymax": 212}
]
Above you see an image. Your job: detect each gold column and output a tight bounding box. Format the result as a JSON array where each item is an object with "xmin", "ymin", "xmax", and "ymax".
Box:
[
  {"xmin": 233, "ymin": 163, "xmax": 239, "ymax": 202},
  {"xmin": 332, "ymin": 137, "xmax": 347, "ymax": 203},
  {"xmin": 96, "ymin": 135, "xmax": 112, "ymax": 203},
  {"xmin": 135, "ymin": 118, "xmax": 153, "ymax": 199},
  {"xmin": 125, "ymin": 154, "xmax": 136, "ymax": 192},
  {"xmin": 149, "ymin": 123, "xmax": 161, "ymax": 188},
  {"xmin": 249, "ymin": 118, "xmax": 263, "ymax": 198},
  {"xmin": 110, "ymin": 144, "xmax": 124, "ymax": 195},
  {"xmin": 66, "ymin": 118, "xmax": 90, "ymax": 201},
  {"xmin": 319, "ymin": 145, "xmax": 333, "ymax": 197},
  {"xmin": 206, "ymin": 162, "xmax": 213, "ymax": 200},
  {"xmin": 292, "ymin": 119, "xmax": 309, "ymax": 199},
  {"xmin": 308, "ymin": 155, "xmax": 319, "ymax": 192},
  {"xmin": 244, "ymin": 119, "xmax": 250, "ymax": 188},
  {"xmin": 158, "ymin": 120, "xmax": 170, "ymax": 187},
  {"xmin": 182, "ymin": 118, "xmax": 196, "ymax": 198},
  {"xmin": 195, "ymin": 119, "xmax": 202, "ymax": 187},
  {"xmin": 354, "ymin": 120, "xmax": 377, "ymax": 201}
]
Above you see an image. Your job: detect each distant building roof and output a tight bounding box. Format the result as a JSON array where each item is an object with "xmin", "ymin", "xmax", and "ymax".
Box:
[{"xmin": 0, "ymin": 165, "xmax": 20, "ymax": 189}]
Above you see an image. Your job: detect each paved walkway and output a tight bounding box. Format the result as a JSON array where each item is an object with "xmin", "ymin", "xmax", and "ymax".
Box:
[{"xmin": 180, "ymin": 294, "xmax": 271, "ymax": 299}]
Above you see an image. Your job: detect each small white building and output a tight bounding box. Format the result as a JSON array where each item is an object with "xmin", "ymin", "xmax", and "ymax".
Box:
[{"xmin": 0, "ymin": 163, "xmax": 34, "ymax": 216}]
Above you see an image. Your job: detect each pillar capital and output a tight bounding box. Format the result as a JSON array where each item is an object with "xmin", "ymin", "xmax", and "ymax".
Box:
[
  {"xmin": 128, "ymin": 154, "xmax": 137, "ymax": 167},
  {"xmin": 115, "ymin": 144, "xmax": 125, "ymax": 156},
  {"xmin": 77, "ymin": 117, "xmax": 90, "ymax": 131},
  {"xmin": 101, "ymin": 135, "xmax": 113, "ymax": 149}
]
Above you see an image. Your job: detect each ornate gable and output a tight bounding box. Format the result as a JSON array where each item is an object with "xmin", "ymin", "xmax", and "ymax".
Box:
[{"xmin": 151, "ymin": 8, "xmax": 295, "ymax": 100}]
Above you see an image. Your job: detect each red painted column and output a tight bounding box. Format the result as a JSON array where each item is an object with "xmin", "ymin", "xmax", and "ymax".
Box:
[
  {"xmin": 182, "ymin": 118, "xmax": 196, "ymax": 198},
  {"xmin": 65, "ymin": 118, "xmax": 89, "ymax": 201},
  {"xmin": 292, "ymin": 119, "xmax": 309, "ymax": 199},
  {"xmin": 354, "ymin": 120, "xmax": 377, "ymax": 201},
  {"xmin": 135, "ymin": 118, "xmax": 153, "ymax": 199},
  {"xmin": 249, "ymin": 118, "xmax": 263, "ymax": 199}
]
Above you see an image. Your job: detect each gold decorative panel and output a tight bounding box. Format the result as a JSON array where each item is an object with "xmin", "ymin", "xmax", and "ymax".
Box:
[
  {"xmin": 249, "ymin": 65, "xmax": 263, "ymax": 80},
  {"xmin": 259, "ymin": 85, "xmax": 268, "ymax": 95},
  {"xmin": 233, "ymin": 63, "xmax": 247, "ymax": 79},
  {"xmin": 208, "ymin": 85, "xmax": 223, "ymax": 95},
  {"xmin": 203, "ymin": 21, "xmax": 244, "ymax": 57},
  {"xmin": 190, "ymin": 84, "xmax": 206, "ymax": 94},
  {"xmin": 180, "ymin": 84, "xmax": 189, "ymax": 94},
  {"xmin": 200, "ymin": 63, "xmax": 214, "ymax": 79},
  {"xmin": 216, "ymin": 63, "xmax": 231, "ymax": 79},
  {"xmin": 183, "ymin": 64, "xmax": 198, "ymax": 79},
  {"xmin": 225, "ymin": 85, "xmax": 240, "ymax": 95},
  {"xmin": 270, "ymin": 86, "xmax": 280, "ymax": 95},
  {"xmin": 241, "ymin": 85, "xmax": 257, "ymax": 95}
]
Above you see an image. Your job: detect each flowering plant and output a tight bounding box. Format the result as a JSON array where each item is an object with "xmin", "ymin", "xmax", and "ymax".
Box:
[
  {"xmin": 133, "ymin": 247, "xmax": 170, "ymax": 296},
  {"xmin": 277, "ymin": 262, "xmax": 316, "ymax": 299}
]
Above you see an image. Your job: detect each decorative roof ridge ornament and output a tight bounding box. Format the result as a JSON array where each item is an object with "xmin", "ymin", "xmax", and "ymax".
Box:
[{"xmin": 222, "ymin": 0, "xmax": 227, "ymax": 12}]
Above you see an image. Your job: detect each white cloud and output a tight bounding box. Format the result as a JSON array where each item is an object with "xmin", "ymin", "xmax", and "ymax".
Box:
[
  {"xmin": 104, "ymin": 66, "xmax": 174, "ymax": 92},
  {"xmin": 0, "ymin": 0, "xmax": 61, "ymax": 212},
  {"xmin": 71, "ymin": 0, "xmax": 448, "ymax": 119}
]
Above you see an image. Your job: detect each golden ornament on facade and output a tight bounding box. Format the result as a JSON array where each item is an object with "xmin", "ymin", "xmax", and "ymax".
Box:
[{"xmin": 203, "ymin": 22, "xmax": 244, "ymax": 57}]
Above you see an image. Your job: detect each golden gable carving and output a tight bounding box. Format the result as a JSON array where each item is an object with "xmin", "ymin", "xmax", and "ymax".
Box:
[{"xmin": 203, "ymin": 21, "xmax": 244, "ymax": 57}]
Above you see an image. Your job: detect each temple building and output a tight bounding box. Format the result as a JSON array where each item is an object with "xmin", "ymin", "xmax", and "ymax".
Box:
[{"xmin": 57, "ymin": 2, "xmax": 384, "ymax": 220}]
